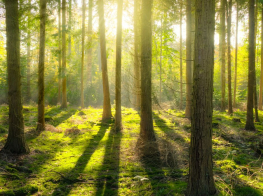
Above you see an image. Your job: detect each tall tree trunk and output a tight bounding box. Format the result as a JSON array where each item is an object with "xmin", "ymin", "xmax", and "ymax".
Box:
[
  {"xmin": 67, "ymin": 0, "xmax": 72, "ymax": 90},
  {"xmin": 187, "ymin": 0, "xmax": 217, "ymax": 195},
  {"xmin": 134, "ymin": 0, "xmax": 141, "ymax": 110},
  {"xmin": 233, "ymin": 2, "xmax": 238, "ymax": 107},
  {"xmin": 36, "ymin": 0, "xmax": 47, "ymax": 132},
  {"xmin": 227, "ymin": 0, "xmax": 233, "ymax": 114},
  {"xmin": 68, "ymin": 0, "xmax": 72, "ymax": 59},
  {"xmin": 254, "ymin": 2, "xmax": 260, "ymax": 122},
  {"xmin": 159, "ymin": 17, "xmax": 163, "ymax": 104},
  {"xmin": 179, "ymin": 0, "xmax": 183, "ymax": 110},
  {"xmin": 259, "ymin": 5, "xmax": 263, "ymax": 110},
  {"xmin": 26, "ymin": 0, "xmax": 31, "ymax": 103},
  {"xmin": 61, "ymin": 0, "xmax": 67, "ymax": 108},
  {"xmin": 3, "ymin": 0, "xmax": 29, "ymax": 154},
  {"xmin": 115, "ymin": 0, "xmax": 123, "ymax": 132},
  {"xmin": 138, "ymin": 0, "xmax": 157, "ymax": 158},
  {"xmin": 98, "ymin": 0, "xmax": 112, "ymax": 120},
  {"xmin": 140, "ymin": 0, "xmax": 156, "ymax": 142},
  {"xmin": 245, "ymin": 0, "xmax": 256, "ymax": 131},
  {"xmin": 58, "ymin": 0, "xmax": 62, "ymax": 104},
  {"xmin": 185, "ymin": 0, "xmax": 192, "ymax": 118},
  {"xmin": 87, "ymin": 0, "xmax": 93, "ymax": 85},
  {"xmin": 81, "ymin": 0, "xmax": 85, "ymax": 108},
  {"xmin": 220, "ymin": 0, "xmax": 226, "ymax": 112}
]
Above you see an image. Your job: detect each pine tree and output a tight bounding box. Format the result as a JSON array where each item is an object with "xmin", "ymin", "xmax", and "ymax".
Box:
[
  {"xmin": 187, "ymin": 0, "xmax": 217, "ymax": 195},
  {"xmin": 3, "ymin": 0, "xmax": 29, "ymax": 154},
  {"xmin": 36, "ymin": 0, "xmax": 47, "ymax": 132}
]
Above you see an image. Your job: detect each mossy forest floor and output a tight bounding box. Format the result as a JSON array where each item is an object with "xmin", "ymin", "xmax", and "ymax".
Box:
[{"xmin": 0, "ymin": 105, "xmax": 262, "ymax": 196}]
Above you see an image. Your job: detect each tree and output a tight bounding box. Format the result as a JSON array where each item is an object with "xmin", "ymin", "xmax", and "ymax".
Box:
[
  {"xmin": 2, "ymin": 0, "xmax": 29, "ymax": 154},
  {"xmin": 227, "ymin": 0, "xmax": 233, "ymax": 114},
  {"xmin": 68, "ymin": 0, "xmax": 72, "ymax": 60},
  {"xmin": 81, "ymin": 0, "xmax": 85, "ymax": 108},
  {"xmin": 36, "ymin": 0, "xmax": 47, "ymax": 132},
  {"xmin": 159, "ymin": 17, "xmax": 163, "ymax": 103},
  {"xmin": 98, "ymin": 0, "xmax": 112, "ymax": 120},
  {"xmin": 87, "ymin": 0, "xmax": 93, "ymax": 84},
  {"xmin": 220, "ymin": 0, "xmax": 226, "ymax": 112},
  {"xmin": 61, "ymin": 0, "xmax": 67, "ymax": 108},
  {"xmin": 245, "ymin": 0, "xmax": 256, "ymax": 131},
  {"xmin": 259, "ymin": 3, "xmax": 263, "ymax": 110},
  {"xmin": 138, "ymin": 0, "xmax": 157, "ymax": 157},
  {"xmin": 233, "ymin": 0, "xmax": 238, "ymax": 107},
  {"xmin": 187, "ymin": 0, "xmax": 217, "ymax": 195},
  {"xmin": 26, "ymin": 0, "xmax": 31, "ymax": 103},
  {"xmin": 179, "ymin": 0, "xmax": 183, "ymax": 110},
  {"xmin": 185, "ymin": 0, "xmax": 192, "ymax": 118},
  {"xmin": 254, "ymin": 2, "xmax": 260, "ymax": 122},
  {"xmin": 57, "ymin": 0, "xmax": 62, "ymax": 104},
  {"xmin": 115, "ymin": 0, "xmax": 123, "ymax": 132},
  {"xmin": 134, "ymin": 0, "xmax": 141, "ymax": 110}
]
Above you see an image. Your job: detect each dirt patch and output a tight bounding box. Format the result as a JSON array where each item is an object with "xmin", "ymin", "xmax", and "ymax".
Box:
[{"xmin": 45, "ymin": 124, "xmax": 62, "ymax": 133}]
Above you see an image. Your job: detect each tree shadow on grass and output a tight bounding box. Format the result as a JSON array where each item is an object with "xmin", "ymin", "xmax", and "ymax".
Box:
[
  {"xmin": 51, "ymin": 123, "xmax": 110, "ymax": 196},
  {"xmin": 134, "ymin": 113, "xmax": 188, "ymax": 195},
  {"xmin": 136, "ymin": 137, "xmax": 171, "ymax": 195},
  {"xmin": 94, "ymin": 129, "xmax": 122, "ymax": 196},
  {"xmin": 153, "ymin": 113, "xmax": 188, "ymax": 168},
  {"xmin": 50, "ymin": 108, "xmax": 77, "ymax": 127}
]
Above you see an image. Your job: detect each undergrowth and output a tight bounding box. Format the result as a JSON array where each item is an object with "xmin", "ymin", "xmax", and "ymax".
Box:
[{"xmin": 0, "ymin": 105, "xmax": 262, "ymax": 195}]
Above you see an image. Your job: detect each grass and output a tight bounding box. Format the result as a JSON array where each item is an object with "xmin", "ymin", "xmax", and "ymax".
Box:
[{"xmin": 0, "ymin": 105, "xmax": 262, "ymax": 195}]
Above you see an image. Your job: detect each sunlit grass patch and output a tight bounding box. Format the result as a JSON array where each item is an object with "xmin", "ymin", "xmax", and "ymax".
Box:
[{"xmin": 0, "ymin": 105, "xmax": 263, "ymax": 195}]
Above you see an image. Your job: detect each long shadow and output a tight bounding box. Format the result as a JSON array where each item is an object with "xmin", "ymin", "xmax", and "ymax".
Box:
[
  {"xmin": 137, "ymin": 137, "xmax": 169, "ymax": 195},
  {"xmin": 0, "ymin": 136, "xmax": 65, "ymax": 195},
  {"xmin": 52, "ymin": 123, "xmax": 110, "ymax": 196},
  {"xmin": 45, "ymin": 106, "xmax": 64, "ymax": 117},
  {"xmin": 50, "ymin": 108, "xmax": 77, "ymax": 127},
  {"xmin": 136, "ymin": 113, "xmax": 187, "ymax": 195},
  {"xmin": 94, "ymin": 129, "xmax": 122, "ymax": 196},
  {"xmin": 153, "ymin": 113, "xmax": 187, "ymax": 146}
]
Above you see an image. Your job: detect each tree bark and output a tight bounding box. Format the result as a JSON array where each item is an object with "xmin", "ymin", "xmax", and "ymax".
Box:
[
  {"xmin": 233, "ymin": 1, "xmax": 238, "ymax": 107},
  {"xmin": 98, "ymin": 0, "xmax": 112, "ymax": 120},
  {"xmin": 58, "ymin": 0, "xmax": 62, "ymax": 105},
  {"xmin": 187, "ymin": 0, "xmax": 217, "ymax": 195},
  {"xmin": 3, "ymin": 0, "xmax": 29, "ymax": 154},
  {"xmin": 26, "ymin": 0, "xmax": 31, "ymax": 103},
  {"xmin": 81, "ymin": 0, "xmax": 85, "ymax": 108},
  {"xmin": 254, "ymin": 3, "xmax": 260, "ymax": 122},
  {"xmin": 61, "ymin": 0, "xmax": 67, "ymax": 108},
  {"xmin": 259, "ymin": 5, "xmax": 263, "ymax": 110},
  {"xmin": 68, "ymin": 0, "xmax": 72, "ymax": 63},
  {"xmin": 134, "ymin": 0, "xmax": 141, "ymax": 110},
  {"xmin": 179, "ymin": 0, "xmax": 183, "ymax": 110},
  {"xmin": 227, "ymin": 0, "xmax": 233, "ymax": 114},
  {"xmin": 245, "ymin": 0, "xmax": 256, "ymax": 131},
  {"xmin": 115, "ymin": 0, "xmax": 123, "ymax": 132},
  {"xmin": 36, "ymin": 0, "xmax": 46, "ymax": 132},
  {"xmin": 185, "ymin": 0, "xmax": 192, "ymax": 118},
  {"xmin": 87, "ymin": 0, "xmax": 93, "ymax": 85},
  {"xmin": 159, "ymin": 17, "xmax": 163, "ymax": 104},
  {"xmin": 139, "ymin": 0, "xmax": 157, "ymax": 156},
  {"xmin": 220, "ymin": 0, "xmax": 226, "ymax": 112}
]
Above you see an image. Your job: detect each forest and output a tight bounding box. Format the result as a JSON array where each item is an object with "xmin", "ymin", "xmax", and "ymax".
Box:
[{"xmin": 0, "ymin": 0, "xmax": 263, "ymax": 195}]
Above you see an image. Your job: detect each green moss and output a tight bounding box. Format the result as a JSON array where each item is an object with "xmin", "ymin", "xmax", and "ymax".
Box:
[
  {"xmin": 234, "ymin": 186, "xmax": 263, "ymax": 196},
  {"xmin": 0, "ymin": 106, "xmax": 263, "ymax": 195},
  {"xmin": 0, "ymin": 185, "xmax": 38, "ymax": 196}
]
